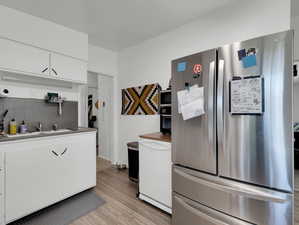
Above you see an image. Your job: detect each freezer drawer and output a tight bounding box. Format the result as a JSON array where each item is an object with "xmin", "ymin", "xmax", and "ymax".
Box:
[
  {"xmin": 173, "ymin": 193, "xmax": 253, "ymax": 225},
  {"xmin": 173, "ymin": 166, "xmax": 293, "ymax": 225},
  {"xmin": 171, "ymin": 49, "xmax": 217, "ymax": 174}
]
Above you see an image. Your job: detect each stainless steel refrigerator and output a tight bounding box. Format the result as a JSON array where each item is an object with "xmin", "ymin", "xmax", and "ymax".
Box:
[{"xmin": 171, "ymin": 30, "xmax": 294, "ymax": 225}]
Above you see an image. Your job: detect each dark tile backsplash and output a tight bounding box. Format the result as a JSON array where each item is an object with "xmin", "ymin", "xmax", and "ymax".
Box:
[{"xmin": 0, "ymin": 97, "xmax": 78, "ymax": 132}]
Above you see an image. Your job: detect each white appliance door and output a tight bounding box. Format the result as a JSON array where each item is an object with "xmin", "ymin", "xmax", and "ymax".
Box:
[{"xmin": 139, "ymin": 139, "xmax": 171, "ymax": 208}]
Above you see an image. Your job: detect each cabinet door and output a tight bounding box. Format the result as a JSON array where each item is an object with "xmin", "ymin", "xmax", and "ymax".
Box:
[
  {"xmin": 5, "ymin": 142, "xmax": 62, "ymax": 223},
  {"xmin": 0, "ymin": 153, "xmax": 3, "ymax": 225},
  {"xmin": 5, "ymin": 133, "xmax": 96, "ymax": 223},
  {"xmin": 0, "ymin": 38, "xmax": 50, "ymax": 76},
  {"xmin": 56, "ymin": 134, "xmax": 96, "ymax": 194},
  {"xmin": 50, "ymin": 53, "xmax": 87, "ymax": 83}
]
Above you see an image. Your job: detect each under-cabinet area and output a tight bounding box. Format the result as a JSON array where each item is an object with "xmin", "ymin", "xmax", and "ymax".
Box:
[{"xmin": 0, "ymin": 131, "xmax": 96, "ymax": 224}]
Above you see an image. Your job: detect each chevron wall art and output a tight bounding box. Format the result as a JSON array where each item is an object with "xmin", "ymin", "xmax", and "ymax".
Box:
[{"xmin": 121, "ymin": 83, "xmax": 161, "ymax": 115}]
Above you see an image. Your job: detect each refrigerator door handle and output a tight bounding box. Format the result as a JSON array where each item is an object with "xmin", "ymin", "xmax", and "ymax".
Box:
[
  {"xmin": 217, "ymin": 59, "xmax": 225, "ymax": 154},
  {"xmin": 208, "ymin": 61, "xmax": 216, "ymax": 148},
  {"xmin": 174, "ymin": 168, "xmax": 288, "ymax": 203}
]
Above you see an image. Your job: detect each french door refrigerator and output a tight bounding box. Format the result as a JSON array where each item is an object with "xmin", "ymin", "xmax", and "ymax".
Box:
[{"xmin": 171, "ymin": 30, "xmax": 294, "ymax": 225}]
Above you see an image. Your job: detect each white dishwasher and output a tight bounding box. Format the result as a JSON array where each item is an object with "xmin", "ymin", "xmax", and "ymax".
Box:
[{"xmin": 139, "ymin": 138, "xmax": 172, "ymax": 214}]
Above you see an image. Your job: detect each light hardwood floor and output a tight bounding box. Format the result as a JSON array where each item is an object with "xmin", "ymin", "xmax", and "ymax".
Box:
[
  {"xmin": 71, "ymin": 158, "xmax": 171, "ymax": 225},
  {"xmin": 71, "ymin": 158, "xmax": 299, "ymax": 225}
]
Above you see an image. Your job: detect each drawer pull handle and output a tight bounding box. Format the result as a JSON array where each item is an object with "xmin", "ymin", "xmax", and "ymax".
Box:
[
  {"xmin": 51, "ymin": 150, "xmax": 59, "ymax": 157},
  {"xmin": 52, "ymin": 68, "xmax": 58, "ymax": 75},
  {"xmin": 42, "ymin": 67, "xmax": 48, "ymax": 73},
  {"xmin": 61, "ymin": 148, "xmax": 68, "ymax": 156}
]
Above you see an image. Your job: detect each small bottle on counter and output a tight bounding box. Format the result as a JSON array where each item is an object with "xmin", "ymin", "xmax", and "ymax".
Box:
[
  {"xmin": 0, "ymin": 120, "xmax": 4, "ymax": 135},
  {"xmin": 19, "ymin": 120, "xmax": 27, "ymax": 134},
  {"xmin": 9, "ymin": 118, "xmax": 17, "ymax": 135}
]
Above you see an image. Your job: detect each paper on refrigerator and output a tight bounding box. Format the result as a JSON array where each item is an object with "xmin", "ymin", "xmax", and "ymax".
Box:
[{"xmin": 177, "ymin": 85, "xmax": 205, "ymax": 120}]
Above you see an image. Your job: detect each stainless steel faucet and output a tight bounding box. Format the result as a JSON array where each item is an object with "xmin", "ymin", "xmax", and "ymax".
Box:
[
  {"xmin": 53, "ymin": 123, "xmax": 58, "ymax": 131},
  {"xmin": 36, "ymin": 122, "xmax": 42, "ymax": 132}
]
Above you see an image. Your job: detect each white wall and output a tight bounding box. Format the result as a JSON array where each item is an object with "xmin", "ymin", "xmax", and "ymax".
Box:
[
  {"xmin": 88, "ymin": 44, "xmax": 118, "ymax": 76},
  {"xmin": 87, "ymin": 72, "xmax": 98, "ymax": 120},
  {"xmin": 117, "ymin": 0, "xmax": 291, "ymax": 164}
]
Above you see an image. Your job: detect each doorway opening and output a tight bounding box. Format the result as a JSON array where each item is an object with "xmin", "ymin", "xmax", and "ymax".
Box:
[{"xmin": 87, "ymin": 71, "xmax": 114, "ymax": 162}]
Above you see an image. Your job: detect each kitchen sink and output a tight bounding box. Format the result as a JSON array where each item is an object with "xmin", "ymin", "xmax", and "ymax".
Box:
[
  {"xmin": 5, "ymin": 129, "xmax": 72, "ymax": 138},
  {"xmin": 5, "ymin": 132, "xmax": 41, "ymax": 138},
  {"xmin": 41, "ymin": 129, "xmax": 72, "ymax": 134}
]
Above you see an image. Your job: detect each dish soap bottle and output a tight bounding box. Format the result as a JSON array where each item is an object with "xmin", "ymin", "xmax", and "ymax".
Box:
[
  {"xmin": 19, "ymin": 120, "xmax": 27, "ymax": 134},
  {"xmin": 9, "ymin": 118, "xmax": 17, "ymax": 135}
]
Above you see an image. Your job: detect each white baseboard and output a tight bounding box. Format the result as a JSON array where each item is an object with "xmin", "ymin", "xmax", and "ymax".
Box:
[
  {"xmin": 97, "ymin": 154, "xmax": 111, "ymax": 161},
  {"xmin": 139, "ymin": 193, "xmax": 172, "ymax": 214}
]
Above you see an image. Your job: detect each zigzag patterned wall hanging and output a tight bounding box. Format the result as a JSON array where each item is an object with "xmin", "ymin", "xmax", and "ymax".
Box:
[{"xmin": 121, "ymin": 83, "xmax": 161, "ymax": 115}]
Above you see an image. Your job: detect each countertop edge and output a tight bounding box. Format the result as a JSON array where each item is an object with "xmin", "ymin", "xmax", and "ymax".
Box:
[
  {"xmin": 139, "ymin": 132, "xmax": 171, "ymax": 143},
  {"xmin": 0, "ymin": 128, "xmax": 97, "ymax": 143}
]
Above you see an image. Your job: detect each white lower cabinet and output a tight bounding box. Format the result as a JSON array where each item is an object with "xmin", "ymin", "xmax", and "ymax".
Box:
[
  {"xmin": 0, "ymin": 153, "xmax": 4, "ymax": 225},
  {"xmin": 2, "ymin": 132, "xmax": 96, "ymax": 224}
]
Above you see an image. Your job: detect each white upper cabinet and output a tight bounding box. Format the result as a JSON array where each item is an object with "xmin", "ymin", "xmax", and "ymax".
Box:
[
  {"xmin": 0, "ymin": 5, "xmax": 88, "ymax": 61},
  {"xmin": 0, "ymin": 38, "xmax": 50, "ymax": 76},
  {"xmin": 50, "ymin": 53, "xmax": 87, "ymax": 84},
  {"xmin": 0, "ymin": 38, "xmax": 87, "ymax": 84},
  {"xmin": 0, "ymin": 5, "xmax": 88, "ymax": 84}
]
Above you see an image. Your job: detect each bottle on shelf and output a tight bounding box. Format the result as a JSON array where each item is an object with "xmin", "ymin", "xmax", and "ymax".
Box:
[{"xmin": 9, "ymin": 118, "xmax": 17, "ymax": 135}]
